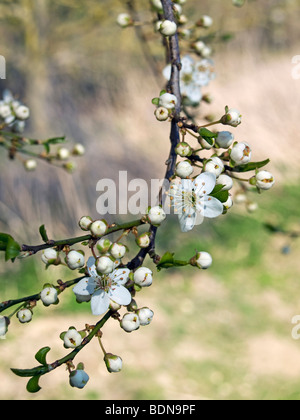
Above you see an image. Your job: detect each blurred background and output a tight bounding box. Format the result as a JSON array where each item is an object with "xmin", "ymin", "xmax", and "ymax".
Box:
[{"xmin": 1, "ymin": 0, "xmax": 300, "ymax": 400}]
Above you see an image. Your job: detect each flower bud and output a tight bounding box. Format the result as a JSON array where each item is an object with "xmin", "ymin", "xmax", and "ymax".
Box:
[
  {"xmin": 40, "ymin": 286, "xmax": 58, "ymax": 306},
  {"xmin": 136, "ymin": 233, "xmax": 151, "ymax": 248},
  {"xmin": 159, "ymin": 92, "xmax": 177, "ymax": 110},
  {"xmin": 159, "ymin": 20, "xmax": 177, "ymax": 37},
  {"xmin": 155, "ymin": 106, "xmax": 169, "ymax": 121},
  {"xmin": 96, "ymin": 238, "xmax": 112, "ymax": 254},
  {"xmin": 24, "ymin": 159, "xmax": 37, "ymax": 171},
  {"xmin": 205, "ymin": 156, "xmax": 224, "ymax": 176},
  {"xmin": 199, "ymin": 136, "xmax": 215, "ymax": 150},
  {"xmin": 104, "ymin": 353, "xmax": 123, "ymax": 373},
  {"xmin": 133, "ymin": 267, "xmax": 153, "ymax": 287},
  {"xmin": 175, "ymin": 142, "xmax": 192, "ymax": 157},
  {"xmin": 147, "ymin": 206, "xmax": 166, "ymax": 225},
  {"xmin": 117, "ymin": 13, "xmax": 133, "ymax": 28},
  {"xmin": 234, "ymin": 192, "xmax": 247, "ymax": 204},
  {"xmin": 151, "ymin": 0, "xmax": 163, "ymax": 11},
  {"xmin": 15, "ymin": 105, "xmax": 30, "ymax": 120},
  {"xmin": 175, "ymin": 160, "xmax": 194, "ymax": 178},
  {"xmin": 230, "ymin": 142, "xmax": 251, "ymax": 165},
  {"xmin": 216, "ymin": 131, "xmax": 234, "ymax": 149},
  {"xmin": 246, "ymin": 202, "xmax": 258, "ymax": 213},
  {"xmin": 63, "ymin": 161, "xmax": 77, "ymax": 173},
  {"xmin": 17, "ymin": 308, "xmax": 32, "ymax": 323},
  {"xmin": 41, "ymin": 248, "xmax": 59, "ymax": 265},
  {"xmin": 72, "ymin": 143, "xmax": 85, "ymax": 156},
  {"xmin": 69, "ymin": 369, "xmax": 89, "ymax": 389},
  {"xmin": 66, "ymin": 250, "xmax": 85, "ymax": 270},
  {"xmin": 109, "ymin": 300, "xmax": 121, "ymax": 311},
  {"xmin": 197, "ymin": 15, "xmax": 213, "ymax": 28},
  {"xmin": 194, "ymin": 251, "xmax": 213, "ymax": 269},
  {"xmin": 90, "ymin": 219, "xmax": 108, "ymax": 237},
  {"xmin": 78, "ymin": 216, "xmax": 93, "ymax": 231},
  {"xmin": 254, "ymin": 170, "xmax": 275, "ymax": 190},
  {"xmin": 223, "ymin": 195, "xmax": 233, "ymax": 209},
  {"xmin": 62, "ymin": 328, "xmax": 82, "ymax": 348},
  {"xmin": 0, "ymin": 316, "xmax": 9, "ymax": 337},
  {"xmin": 96, "ymin": 256, "xmax": 114, "ymax": 275},
  {"xmin": 110, "ymin": 242, "xmax": 127, "ymax": 259},
  {"xmin": 221, "ymin": 108, "xmax": 242, "ymax": 127},
  {"xmin": 120, "ymin": 313, "xmax": 140, "ymax": 332},
  {"xmin": 216, "ymin": 174, "xmax": 233, "ymax": 191},
  {"xmin": 136, "ymin": 307, "xmax": 154, "ymax": 326},
  {"xmin": 57, "ymin": 147, "xmax": 70, "ymax": 160}
]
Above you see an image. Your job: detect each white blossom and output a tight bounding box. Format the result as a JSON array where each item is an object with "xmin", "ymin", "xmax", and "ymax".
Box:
[
  {"xmin": 69, "ymin": 369, "xmax": 89, "ymax": 389},
  {"xmin": 73, "ymin": 257, "xmax": 131, "ymax": 316},
  {"xmin": 133, "ymin": 267, "xmax": 153, "ymax": 287},
  {"xmin": 169, "ymin": 172, "xmax": 223, "ymax": 232},
  {"xmin": 255, "ymin": 170, "xmax": 275, "ymax": 190},
  {"xmin": 231, "ymin": 142, "xmax": 251, "ymax": 165},
  {"xmin": 120, "ymin": 313, "xmax": 140, "ymax": 332}
]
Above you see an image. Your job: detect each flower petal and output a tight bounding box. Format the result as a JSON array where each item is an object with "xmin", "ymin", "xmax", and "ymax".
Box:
[
  {"xmin": 108, "ymin": 284, "xmax": 132, "ymax": 306},
  {"xmin": 91, "ymin": 290, "xmax": 110, "ymax": 315},
  {"xmin": 178, "ymin": 209, "xmax": 197, "ymax": 232},
  {"xmin": 194, "ymin": 172, "xmax": 216, "ymax": 196},
  {"xmin": 87, "ymin": 257, "xmax": 98, "ymax": 278},
  {"xmin": 203, "ymin": 196, "xmax": 224, "ymax": 218},
  {"xmin": 110, "ymin": 268, "xmax": 130, "ymax": 285},
  {"xmin": 73, "ymin": 277, "xmax": 96, "ymax": 296}
]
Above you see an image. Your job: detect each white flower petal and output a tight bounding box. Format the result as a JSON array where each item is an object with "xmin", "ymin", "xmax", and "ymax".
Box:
[
  {"xmin": 202, "ymin": 196, "xmax": 224, "ymax": 218},
  {"xmin": 91, "ymin": 290, "xmax": 110, "ymax": 315},
  {"xmin": 110, "ymin": 268, "xmax": 130, "ymax": 285},
  {"xmin": 194, "ymin": 172, "xmax": 216, "ymax": 196},
  {"xmin": 178, "ymin": 209, "xmax": 197, "ymax": 232},
  {"xmin": 87, "ymin": 257, "xmax": 98, "ymax": 277},
  {"xmin": 108, "ymin": 285, "xmax": 132, "ymax": 306},
  {"xmin": 73, "ymin": 277, "xmax": 96, "ymax": 296}
]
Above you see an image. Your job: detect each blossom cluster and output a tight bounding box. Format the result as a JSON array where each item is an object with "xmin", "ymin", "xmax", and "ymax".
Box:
[{"xmin": 0, "ymin": 89, "xmax": 30, "ymax": 133}]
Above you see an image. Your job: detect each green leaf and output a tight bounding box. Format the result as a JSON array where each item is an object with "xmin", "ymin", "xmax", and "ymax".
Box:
[
  {"xmin": 198, "ymin": 128, "xmax": 216, "ymax": 138},
  {"xmin": 5, "ymin": 235, "xmax": 21, "ymax": 261},
  {"xmin": 46, "ymin": 136, "xmax": 66, "ymax": 145},
  {"xmin": 0, "ymin": 233, "xmax": 10, "ymax": 251},
  {"xmin": 151, "ymin": 97, "xmax": 159, "ymax": 106},
  {"xmin": 26, "ymin": 375, "xmax": 42, "ymax": 393},
  {"xmin": 232, "ymin": 159, "xmax": 270, "ymax": 173},
  {"xmin": 156, "ymin": 252, "xmax": 188, "ymax": 271},
  {"xmin": 210, "ymin": 189, "xmax": 229, "ymax": 203},
  {"xmin": 35, "ymin": 347, "xmax": 51, "ymax": 366},
  {"xmin": 211, "ymin": 184, "xmax": 225, "ymax": 195},
  {"xmin": 39, "ymin": 225, "xmax": 49, "ymax": 243}
]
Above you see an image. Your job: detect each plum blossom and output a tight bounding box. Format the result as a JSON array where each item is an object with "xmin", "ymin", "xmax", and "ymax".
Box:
[
  {"xmin": 73, "ymin": 257, "xmax": 131, "ymax": 315},
  {"xmin": 169, "ymin": 172, "xmax": 223, "ymax": 232}
]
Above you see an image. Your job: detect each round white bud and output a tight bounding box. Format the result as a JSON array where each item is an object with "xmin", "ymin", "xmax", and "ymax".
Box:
[
  {"xmin": 230, "ymin": 142, "xmax": 251, "ymax": 165},
  {"xmin": 175, "ymin": 160, "xmax": 194, "ymax": 178},
  {"xmin": 198, "ymin": 15, "xmax": 213, "ymax": 28},
  {"xmin": 117, "ymin": 13, "xmax": 132, "ymax": 28},
  {"xmin": 147, "ymin": 206, "xmax": 166, "ymax": 225},
  {"xmin": 69, "ymin": 369, "xmax": 89, "ymax": 389},
  {"xmin": 17, "ymin": 308, "xmax": 32, "ymax": 323},
  {"xmin": 0, "ymin": 316, "xmax": 9, "ymax": 337},
  {"xmin": 0, "ymin": 104, "xmax": 12, "ymax": 119},
  {"xmin": 159, "ymin": 92, "xmax": 177, "ymax": 110},
  {"xmin": 136, "ymin": 233, "xmax": 151, "ymax": 248},
  {"xmin": 133, "ymin": 267, "xmax": 153, "ymax": 287},
  {"xmin": 110, "ymin": 242, "xmax": 127, "ymax": 259},
  {"xmin": 96, "ymin": 256, "xmax": 114, "ymax": 275},
  {"xmin": 255, "ymin": 170, "xmax": 275, "ymax": 190},
  {"xmin": 136, "ymin": 307, "xmax": 154, "ymax": 326},
  {"xmin": 24, "ymin": 159, "xmax": 37, "ymax": 171},
  {"xmin": 78, "ymin": 216, "xmax": 93, "ymax": 231},
  {"xmin": 41, "ymin": 248, "xmax": 58, "ymax": 265},
  {"xmin": 159, "ymin": 20, "xmax": 177, "ymax": 37},
  {"xmin": 63, "ymin": 329, "xmax": 82, "ymax": 348},
  {"xmin": 155, "ymin": 106, "xmax": 169, "ymax": 121},
  {"xmin": 175, "ymin": 142, "xmax": 192, "ymax": 157},
  {"xmin": 15, "ymin": 105, "xmax": 30, "ymax": 120},
  {"xmin": 96, "ymin": 238, "xmax": 112, "ymax": 254},
  {"xmin": 104, "ymin": 353, "xmax": 123, "ymax": 373},
  {"xmin": 223, "ymin": 195, "xmax": 233, "ymax": 209},
  {"xmin": 40, "ymin": 286, "xmax": 58, "ymax": 306},
  {"xmin": 57, "ymin": 147, "xmax": 70, "ymax": 160},
  {"xmin": 66, "ymin": 250, "xmax": 85, "ymax": 270},
  {"xmin": 72, "ymin": 143, "xmax": 85, "ymax": 156},
  {"xmin": 90, "ymin": 219, "xmax": 108, "ymax": 237},
  {"xmin": 195, "ymin": 251, "xmax": 213, "ymax": 269},
  {"xmin": 222, "ymin": 108, "xmax": 242, "ymax": 127},
  {"xmin": 216, "ymin": 131, "xmax": 234, "ymax": 149},
  {"xmin": 216, "ymin": 174, "xmax": 233, "ymax": 191},
  {"xmin": 120, "ymin": 313, "xmax": 140, "ymax": 332},
  {"xmin": 205, "ymin": 156, "xmax": 224, "ymax": 176}
]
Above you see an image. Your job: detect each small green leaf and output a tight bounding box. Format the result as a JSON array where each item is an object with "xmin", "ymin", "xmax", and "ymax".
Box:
[
  {"xmin": 151, "ymin": 97, "xmax": 159, "ymax": 106},
  {"xmin": 232, "ymin": 159, "xmax": 270, "ymax": 173},
  {"xmin": 5, "ymin": 236, "xmax": 21, "ymax": 261},
  {"xmin": 26, "ymin": 375, "xmax": 42, "ymax": 393},
  {"xmin": 35, "ymin": 347, "xmax": 51, "ymax": 366},
  {"xmin": 198, "ymin": 128, "xmax": 216, "ymax": 138},
  {"xmin": 211, "ymin": 184, "xmax": 225, "ymax": 195},
  {"xmin": 210, "ymin": 189, "xmax": 229, "ymax": 203},
  {"xmin": 39, "ymin": 225, "xmax": 49, "ymax": 243}
]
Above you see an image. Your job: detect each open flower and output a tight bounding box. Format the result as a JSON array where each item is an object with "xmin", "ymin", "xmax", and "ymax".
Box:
[
  {"xmin": 169, "ymin": 172, "xmax": 223, "ymax": 232},
  {"xmin": 73, "ymin": 257, "xmax": 132, "ymax": 315}
]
